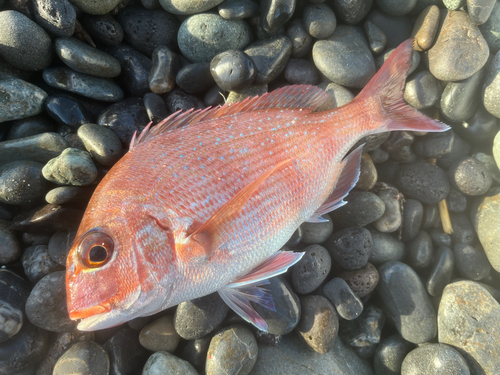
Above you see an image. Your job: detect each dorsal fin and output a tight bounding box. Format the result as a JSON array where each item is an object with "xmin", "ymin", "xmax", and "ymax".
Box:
[{"xmin": 130, "ymin": 85, "xmax": 328, "ymax": 149}]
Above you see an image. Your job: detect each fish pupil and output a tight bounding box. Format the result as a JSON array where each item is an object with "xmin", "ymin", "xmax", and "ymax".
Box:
[{"xmin": 89, "ymin": 246, "xmax": 107, "ymax": 262}]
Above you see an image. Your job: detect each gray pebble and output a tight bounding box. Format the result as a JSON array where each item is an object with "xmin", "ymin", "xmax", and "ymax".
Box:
[
  {"xmin": 0, "ymin": 11, "xmax": 52, "ymax": 71},
  {"xmin": 48, "ymin": 230, "xmax": 76, "ymax": 266},
  {"xmin": 329, "ymin": 191, "xmax": 385, "ymax": 229},
  {"xmin": 7, "ymin": 115, "xmax": 55, "ymax": 140},
  {"xmin": 397, "ymin": 162, "xmax": 450, "ymax": 204},
  {"xmin": 144, "ymin": 93, "xmax": 170, "ymax": 123},
  {"xmin": 332, "ymin": 0, "xmax": 372, "ymax": 25},
  {"xmin": 370, "ymin": 147, "xmax": 389, "ymax": 163},
  {"xmin": 369, "ymin": 229, "xmax": 405, "ymax": 265},
  {"xmin": 139, "ymin": 315, "xmax": 180, "ymax": 352},
  {"xmin": 413, "ymin": 130, "xmax": 471, "ymax": 169},
  {"xmin": 159, "ymin": 0, "xmax": 224, "ymax": 15},
  {"xmin": 218, "ymin": 0, "xmax": 259, "ymax": 19},
  {"xmin": 401, "ymin": 343, "xmax": 470, "ymax": 375},
  {"xmin": 286, "ymin": 19, "xmax": 314, "ymax": 58},
  {"xmin": 77, "ymin": 123, "xmax": 122, "ymax": 166},
  {"xmin": 454, "ymin": 243, "xmax": 491, "ymax": 280},
  {"xmin": 426, "ymin": 246, "xmax": 454, "ymax": 297},
  {"xmin": 53, "ymin": 341, "xmax": 109, "ymax": 375},
  {"xmin": 303, "ymin": 3, "xmax": 336, "ymax": 39},
  {"xmin": 0, "ymin": 220, "xmax": 21, "ymax": 264},
  {"xmin": 21, "ymin": 245, "xmax": 63, "ymax": 283},
  {"xmin": 176, "ymin": 62, "xmax": 214, "ymax": 94},
  {"xmin": 45, "ymin": 186, "xmax": 82, "ymax": 205},
  {"xmin": 325, "ymin": 227, "xmax": 372, "ymax": 270},
  {"xmin": 82, "ymin": 15, "xmax": 124, "ymax": 46},
  {"xmin": 447, "ymin": 188, "xmax": 467, "ymax": 213},
  {"xmin": 376, "ymin": 0, "xmax": 416, "ymax": 16},
  {"xmin": 404, "ymin": 70, "xmax": 441, "ymax": 109},
  {"xmin": 0, "ymin": 161, "xmax": 47, "ymax": 205},
  {"xmin": 375, "ymin": 47, "xmax": 420, "ymax": 74},
  {"xmin": 367, "ymin": 9, "xmax": 413, "ymax": 48},
  {"xmin": 374, "ymin": 334, "xmax": 414, "ymax": 375},
  {"xmin": 448, "ymin": 156, "xmax": 493, "ymax": 196},
  {"xmin": 33, "ymin": 0, "xmax": 76, "ymax": 37},
  {"xmin": 143, "ymin": 351, "xmax": 197, "ymax": 375},
  {"xmin": 260, "ymin": 0, "xmax": 295, "ymax": 36},
  {"xmin": 283, "ymin": 58, "xmax": 320, "ymax": 85},
  {"xmin": 364, "ymin": 20, "xmax": 387, "ymax": 54},
  {"xmin": 316, "ymin": 82, "xmax": 354, "ymax": 111},
  {"xmin": 407, "ymin": 231, "xmax": 433, "ymax": 270},
  {"xmin": 401, "ymin": 199, "xmax": 423, "ymax": 241},
  {"xmin": 42, "ymin": 148, "xmax": 98, "ymax": 186},
  {"xmin": 484, "ymin": 50, "xmax": 500, "ymax": 119},
  {"xmin": 300, "ymin": 214, "xmax": 333, "ymax": 244},
  {"xmin": 291, "ymin": 244, "xmax": 331, "ymax": 294},
  {"xmin": 149, "ymin": 45, "xmax": 179, "ymax": 95},
  {"xmin": 323, "ymin": 277, "xmax": 364, "ymax": 320},
  {"xmin": 373, "ymin": 185, "xmax": 402, "ymax": 233},
  {"xmin": 476, "ymin": 190, "xmax": 500, "ymax": 272},
  {"xmin": 479, "ymin": 1, "xmax": 500, "ymax": 52},
  {"xmin": 68, "ymin": 0, "xmax": 121, "ymax": 15},
  {"xmin": 467, "ymin": 0, "xmax": 496, "ymax": 25},
  {"xmin": 210, "ymin": 50, "xmax": 255, "ymax": 91},
  {"xmin": 0, "ymin": 78, "xmax": 48, "ymax": 123}
]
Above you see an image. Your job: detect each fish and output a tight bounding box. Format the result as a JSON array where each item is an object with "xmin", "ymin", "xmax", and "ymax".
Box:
[{"xmin": 66, "ymin": 39, "xmax": 449, "ymax": 332}]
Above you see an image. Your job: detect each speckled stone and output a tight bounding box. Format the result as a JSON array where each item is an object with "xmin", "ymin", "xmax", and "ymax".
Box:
[
  {"xmin": 291, "ymin": 244, "xmax": 331, "ymax": 294},
  {"xmin": 0, "ymin": 78, "xmax": 48, "ymax": 123},
  {"xmin": 300, "ymin": 214, "xmax": 333, "ymax": 244},
  {"xmin": 21, "ymin": 245, "xmax": 63, "ymax": 283},
  {"xmin": 42, "ymin": 148, "xmax": 98, "ymax": 186},
  {"xmin": 143, "ymin": 351, "xmax": 197, "ymax": 375},
  {"xmin": 338, "ymin": 263, "xmax": 379, "ymax": 298},
  {"xmin": 33, "ymin": 0, "xmax": 76, "ymax": 37},
  {"xmin": 0, "ymin": 161, "xmax": 47, "ymax": 206},
  {"xmin": 374, "ymin": 334, "xmax": 414, "ymax": 375},
  {"xmin": 82, "ymin": 14, "xmax": 124, "ymax": 46},
  {"xmin": 325, "ymin": 227, "xmax": 371, "ymax": 270},
  {"xmin": 396, "ymin": 162, "xmax": 450, "ymax": 204},
  {"xmin": 476, "ymin": 188, "xmax": 500, "ymax": 272},
  {"xmin": 484, "ymin": 50, "xmax": 500, "ymax": 119},
  {"xmin": 302, "ymin": 3, "xmax": 336, "ymax": 39},
  {"xmin": 401, "ymin": 343, "xmax": 470, "ymax": 375},
  {"xmin": 53, "ymin": 341, "xmax": 109, "ymax": 375},
  {"xmin": 448, "ymin": 156, "xmax": 493, "ymax": 196}
]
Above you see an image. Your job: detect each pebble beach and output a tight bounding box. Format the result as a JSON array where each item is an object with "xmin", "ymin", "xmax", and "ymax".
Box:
[{"xmin": 0, "ymin": 0, "xmax": 500, "ymax": 374}]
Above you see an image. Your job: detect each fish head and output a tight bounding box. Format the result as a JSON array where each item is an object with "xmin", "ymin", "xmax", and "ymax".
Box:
[{"xmin": 66, "ymin": 198, "xmax": 178, "ymax": 331}]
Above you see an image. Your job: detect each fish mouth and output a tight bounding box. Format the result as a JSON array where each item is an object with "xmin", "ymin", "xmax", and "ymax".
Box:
[{"xmin": 68, "ymin": 303, "xmax": 111, "ymax": 321}]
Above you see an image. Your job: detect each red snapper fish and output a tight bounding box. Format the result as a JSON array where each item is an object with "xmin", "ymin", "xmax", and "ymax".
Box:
[{"xmin": 66, "ymin": 39, "xmax": 448, "ymax": 331}]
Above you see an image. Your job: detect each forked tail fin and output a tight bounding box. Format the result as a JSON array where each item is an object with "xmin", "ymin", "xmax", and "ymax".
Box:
[{"xmin": 356, "ymin": 39, "xmax": 449, "ymax": 133}]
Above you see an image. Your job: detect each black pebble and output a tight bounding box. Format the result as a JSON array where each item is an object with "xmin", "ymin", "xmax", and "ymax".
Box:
[
  {"xmin": 83, "ymin": 15, "xmax": 124, "ymax": 46},
  {"xmin": 369, "ymin": 229, "xmax": 405, "ymax": 265},
  {"xmin": 453, "ymin": 243, "xmax": 491, "ymax": 281},
  {"xmin": 413, "ymin": 131, "xmax": 471, "ymax": 169},
  {"xmin": 447, "ymin": 188, "xmax": 467, "ymax": 213},
  {"xmin": 397, "ymin": 162, "xmax": 450, "ymax": 204},
  {"xmin": 21, "ymin": 245, "xmax": 64, "ymax": 283},
  {"xmin": 103, "ymin": 328, "xmax": 149, "ymax": 375},
  {"xmin": 426, "ymin": 246, "xmax": 454, "ymax": 297},
  {"xmin": 210, "ymin": 50, "xmax": 256, "ymax": 91},
  {"xmin": 421, "ymin": 204, "xmax": 439, "ymax": 229},
  {"xmin": 407, "ymin": 231, "xmax": 433, "ymax": 270},
  {"xmin": 291, "ymin": 244, "xmax": 331, "ymax": 294},
  {"xmin": 7, "ymin": 115, "xmax": 55, "ymax": 140},
  {"xmin": 45, "ymin": 94, "xmax": 91, "ymax": 128},
  {"xmin": 165, "ymin": 88, "xmax": 205, "ymax": 113},
  {"xmin": 456, "ymin": 105, "xmax": 499, "ymax": 146},
  {"xmin": 143, "ymin": 93, "xmax": 170, "ymax": 124},
  {"xmin": 48, "ymin": 230, "xmax": 76, "ymax": 266},
  {"xmin": 429, "ymin": 229, "xmax": 452, "ymax": 248},
  {"xmin": 449, "ymin": 213, "xmax": 476, "ymax": 245},
  {"xmin": 401, "ymin": 199, "xmax": 423, "ymax": 241},
  {"xmin": 374, "ymin": 333, "xmax": 414, "ymax": 375},
  {"xmin": 323, "ymin": 277, "xmax": 364, "ymax": 320},
  {"xmin": 283, "ymin": 58, "xmax": 320, "ymax": 85},
  {"xmin": 179, "ymin": 336, "xmax": 211, "ymax": 373},
  {"xmin": 177, "ymin": 62, "xmax": 214, "ymax": 94},
  {"xmin": 324, "ymin": 227, "xmax": 371, "ymax": 270},
  {"xmin": 329, "ymin": 190, "xmax": 385, "ymax": 229}
]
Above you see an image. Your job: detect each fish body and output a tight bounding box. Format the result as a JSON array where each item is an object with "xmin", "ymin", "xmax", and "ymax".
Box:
[{"xmin": 66, "ymin": 40, "xmax": 449, "ymax": 331}]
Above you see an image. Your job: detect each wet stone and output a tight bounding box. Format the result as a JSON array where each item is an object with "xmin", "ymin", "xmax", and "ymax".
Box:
[
  {"xmin": 364, "ymin": 20, "xmax": 386, "ymax": 54},
  {"xmin": 179, "ymin": 336, "xmax": 211, "ymax": 373},
  {"xmin": 323, "ymin": 278, "xmax": 363, "ymax": 320},
  {"xmin": 338, "ymin": 262, "xmax": 379, "ymax": 298},
  {"xmin": 283, "ymin": 58, "xmax": 320, "ymax": 85},
  {"xmin": 479, "ymin": 1, "xmax": 500, "ymax": 52},
  {"xmin": 43, "ymin": 148, "xmax": 97, "ymax": 186},
  {"xmin": 206, "ymin": 325, "xmax": 257, "ymax": 375},
  {"xmin": 21, "ymin": 245, "xmax": 63, "ymax": 283},
  {"xmin": 404, "ymin": 70, "xmax": 441, "ymax": 109},
  {"xmin": 426, "ymin": 246, "xmax": 454, "ymax": 297},
  {"xmin": 77, "ymin": 123, "xmax": 122, "ymax": 167},
  {"xmin": 448, "ymin": 157, "xmax": 492, "ymax": 196},
  {"xmin": 339, "ymin": 304, "xmax": 385, "ymax": 352},
  {"xmin": 297, "ymin": 295, "xmax": 339, "ymax": 354},
  {"xmin": 325, "ymin": 227, "xmax": 371, "ymax": 270},
  {"xmin": 291, "ymin": 244, "xmax": 331, "ymax": 294},
  {"xmin": 165, "ymin": 88, "xmax": 205, "ymax": 113},
  {"xmin": 377, "ymin": 261, "xmax": 437, "ymax": 344},
  {"xmin": 373, "ymin": 185, "xmax": 402, "ymax": 233},
  {"xmin": 396, "ymin": 162, "xmax": 450, "ymax": 204},
  {"xmin": 0, "ymin": 161, "xmax": 47, "ymax": 206},
  {"xmin": 447, "ymin": 188, "xmax": 467, "ymax": 213},
  {"xmin": 411, "ymin": 5, "xmax": 440, "ymax": 51},
  {"xmin": 454, "ymin": 243, "xmax": 491, "ymax": 281},
  {"xmin": 303, "ymin": 3, "xmax": 336, "ymax": 39},
  {"xmin": 144, "ymin": 93, "xmax": 170, "ymax": 124},
  {"xmin": 139, "ymin": 315, "xmax": 180, "ymax": 352},
  {"xmin": 286, "ymin": 19, "xmax": 314, "ymax": 58},
  {"xmin": 402, "ymin": 343, "xmax": 470, "ymax": 375},
  {"xmin": 53, "ymin": 341, "xmax": 109, "ymax": 375},
  {"xmin": 367, "ymin": 9, "xmax": 413, "ymax": 49},
  {"xmin": 48, "ymin": 230, "xmax": 76, "ymax": 266},
  {"xmin": 149, "ymin": 46, "xmax": 179, "ymax": 95},
  {"xmin": 369, "ymin": 229, "xmax": 405, "ymax": 265},
  {"xmin": 45, "ymin": 95, "xmax": 91, "ymax": 129},
  {"xmin": 260, "ymin": 0, "xmax": 295, "ymax": 36},
  {"xmin": 210, "ymin": 50, "xmax": 255, "ymax": 91},
  {"xmin": 83, "ymin": 14, "xmax": 124, "ymax": 47},
  {"xmin": 11, "ymin": 203, "xmax": 83, "ymax": 233},
  {"xmin": 0, "ymin": 269, "xmax": 30, "ymax": 343},
  {"xmin": 218, "ymin": 0, "xmax": 259, "ymax": 19},
  {"xmin": 245, "ymin": 36, "xmax": 292, "ymax": 85},
  {"xmin": 476, "ymin": 189, "xmax": 500, "ymax": 271},
  {"xmin": 457, "ymin": 106, "xmax": 499, "ymax": 146},
  {"xmin": 174, "ymin": 293, "xmax": 229, "ymax": 340},
  {"xmin": 331, "ymin": 0, "xmax": 372, "ymax": 25},
  {"xmin": 33, "ymin": 0, "xmax": 76, "ymax": 37},
  {"xmin": 0, "ymin": 78, "xmax": 48, "ymax": 123},
  {"xmin": 7, "ymin": 115, "xmax": 55, "ymax": 140},
  {"xmin": 374, "ymin": 333, "xmax": 414, "ymax": 375},
  {"xmin": 329, "ymin": 191, "xmax": 385, "ymax": 229},
  {"xmin": 46, "ymin": 186, "xmax": 82, "ymax": 205},
  {"xmin": 407, "ymin": 231, "xmax": 433, "ymax": 270},
  {"xmin": 483, "ymin": 50, "xmax": 500, "ymax": 119},
  {"xmin": 143, "ymin": 351, "xmax": 197, "ymax": 375},
  {"xmin": 401, "ymin": 199, "xmax": 423, "ymax": 242},
  {"xmin": 21, "ymin": 232, "xmax": 51, "ymax": 247},
  {"xmin": 300, "ymin": 214, "xmax": 333, "ymax": 244}
]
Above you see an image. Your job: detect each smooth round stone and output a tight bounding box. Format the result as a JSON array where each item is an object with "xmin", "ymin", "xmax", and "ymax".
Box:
[
  {"xmin": 426, "ymin": 246, "xmax": 454, "ymax": 297},
  {"xmin": 303, "ymin": 3, "xmax": 336, "ymax": 39},
  {"xmin": 476, "ymin": 152, "xmax": 500, "ymax": 183},
  {"xmin": 48, "ymin": 230, "xmax": 76, "ymax": 266},
  {"xmin": 55, "ymin": 37, "xmax": 121, "ymax": 78},
  {"xmin": 374, "ymin": 334, "xmax": 414, "ymax": 375},
  {"xmin": 404, "ymin": 70, "xmax": 441, "ymax": 109},
  {"xmin": 149, "ymin": 45, "xmax": 179, "ymax": 95},
  {"xmin": 364, "ymin": 20, "xmax": 386, "ymax": 54},
  {"xmin": 291, "ymin": 244, "xmax": 331, "ymax": 294},
  {"xmin": 484, "ymin": 50, "xmax": 500, "ymax": 118},
  {"xmin": 25, "ymin": 271, "xmax": 76, "ymax": 332},
  {"xmin": 325, "ymin": 227, "xmax": 371, "ymax": 270},
  {"xmin": 176, "ymin": 62, "xmax": 214, "ymax": 94},
  {"xmin": 476, "ymin": 190, "xmax": 500, "ymax": 272},
  {"xmin": 448, "ymin": 157, "xmax": 492, "ymax": 196},
  {"xmin": 377, "ymin": 261, "xmax": 437, "ymax": 344},
  {"xmin": 323, "ymin": 277, "xmax": 363, "ymax": 320},
  {"xmin": 77, "ymin": 123, "xmax": 122, "ymax": 166},
  {"xmin": 21, "ymin": 245, "xmax": 63, "ymax": 283},
  {"xmin": 283, "ymin": 58, "xmax": 320, "ymax": 85},
  {"xmin": 178, "ymin": 336, "xmax": 211, "ymax": 373},
  {"xmin": 244, "ymin": 36, "xmax": 292, "ymax": 85},
  {"xmin": 329, "ymin": 191, "xmax": 385, "ymax": 229},
  {"xmin": 144, "ymin": 93, "xmax": 169, "ymax": 123},
  {"xmin": 313, "ymin": 25, "xmax": 375, "ymax": 89},
  {"xmin": 33, "ymin": 0, "xmax": 76, "ymax": 37},
  {"xmin": 165, "ymin": 88, "xmax": 205, "ymax": 112},
  {"xmin": 438, "ymin": 281, "xmax": 500, "ymax": 374},
  {"xmin": 331, "ymin": 0, "xmax": 372, "ymax": 25},
  {"xmin": 0, "ymin": 321, "xmax": 50, "ymax": 374},
  {"xmin": 317, "ymin": 82, "xmax": 354, "ymax": 111},
  {"xmin": 286, "ymin": 19, "xmax": 314, "ymax": 58},
  {"xmin": 297, "ymin": 295, "xmax": 339, "ymax": 354},
  {"xmin": 407, "ymin": 231, "xmax": 433, "ymax": 270},
  {"xmin": 159, "ymin": 0, "xmax": 224, "ymax": 14},
  {"xmin": 300, "ymin": 215, "xmax": 333, "ymax": 244},
  {"xmin": 467, "ymin": 0, "xmax": 496, "ymax": 24},
  {"xmin": 53, "ymin": 341, "xmax": 109, "ymax": 375},
  {"xmin": 370, "ymin": 147, "xmax": 389, "ymax": 163},
  {"xmin": 450, "ymin": 213, "xmax": 475, "ymax": 245},
  {"xmin": 401, "ymin": 199, "xmax": 423, "ymax": 241},
  {"xmin": 45, "ymin": 95, "xmax": 91, "ymax": 128},
  {"xmin": 367, "ymin": 9, "xmax": 413, "ymax": 48},
  {"xmin": 338, "ymin": 263, "xmax": 379, "ymax": 298},
  {"xmin": 174, "ymin": 293, "xmax": 229, "ymax": 340},
  {"xmin": 421, "ymin": 204, "xmax": 439, "ymax": 229},
  {"xmin": 0, "ymin": 269, "xmax": 30, "ymax": 343},
  {"xmin": 397, "ymin": 162, "xmax": 450, "ymax": 204},
  {"xmin": 43, "ymin": 67, "xmax": 124, "ymax": 102},
  {"xmin": 103, "ymin": 328, "xmax": 149, "ymax": 375},
  {"xmin": 82, "ymin": 14, "xmax": 124, "ymax": 46},
  {"xmin": 402, "ymin": 343, "xmax": 470, "ymax": 375},
  {"xmin": 411, "ymin": 5, "xmax": 440, "ymax": 51},
  {"xmin": 210, "ymin": 50, "xmax": 255, "ymax": 91},
  {"xmin": 139, "ymin": 315, "xmax": 180, "ymax": 352},
  {"xmin": 369, "ymin": 229, "xmax": 405, "ymax": 265},
  {"xmin": 206, "ymin": 325, "xmax": 257, "ymax": 375},
  {"xmin": 7, "ymin": 115, "xmax": 55, "ymax": 140},
  {"xmin": 178, "ymin": 14, "xmax": 251, "ymax": 63},
  {"xmin": 218, "ymin": 0, "xmax": 259, "ymax": 19},
  {"xmin": 373, "ymin": 185, "xmax": 402, "ymax": 233},
  {"xmin": 143, "ymin": 351, "xmax": 197, "ymax": 375},
  {"xmin": 479, "ymin": 1, "xmax": 500, "ymax": 52},
  {"xmin": 68, "ymin": 0, "xmax": 120, "ymax": 14},
  {"xmin": 117, "ymin": 7, "xmax": 179, "ymax": 57},
  {"xmin": 457, "ymin": 106, "xmax": 499, "ymax": 145},
  {"xmin": 413, "ymin": 130, "xmax": 471, "ymax": 169},
  {"xmin": 42, "ymin": 148, "xmax": 97, "ymax": 186},
  {"xmin": 0, "ymin": 161, "xmax": 47, "ymax": 206},
  {"xmin": 447, "ymin": 188, "xmax": 467, "ymax": 213},
  {"xmin": 0, "ymin": 78, "xmax": 47, "ymax": 122},
  {"xmin": 430, "ymin": 229, "xmax": 452, "ymax": 248},
  {"xmin": 259, "ymin": 0, "xmax": 295, "ymax": 36},
  {"xmin": 454, "ymin": 243, "xmax": 491, "ymax": 280},
  {"xmin": 428, "ymin": 10, "xmax": 489, "ymax": 81},
  {"xmin": 355, "ymin": 153, "xmax": 377, "ymax": 191},
  {"xmin": 376, "ymin": 0, "xmax": 416, "ymax": 16},
  {"xmin": 0, "ymin": 11, "xmax": 52, "ymax": 71}
]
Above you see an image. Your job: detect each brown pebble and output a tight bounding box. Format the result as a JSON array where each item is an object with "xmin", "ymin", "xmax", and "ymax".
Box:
[
  {"xmin": 411, "ymin": 5, "xmax": 440, "ymax": 51},
  {"xmin": 338, "ymin": 262, "xmax": 380, "ymax": 298},
  {"xmin": 355, "ymin": 153, "xmax": 378, "ymax": 191}
]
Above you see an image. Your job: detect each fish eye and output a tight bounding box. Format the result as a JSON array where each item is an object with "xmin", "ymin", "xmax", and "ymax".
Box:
[{"xmin": 78, "ymin": 231, "xmax": 114, "ymax": 268}]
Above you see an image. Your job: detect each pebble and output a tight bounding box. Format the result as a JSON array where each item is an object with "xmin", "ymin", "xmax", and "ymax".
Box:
[
  {"xmin": 77, "ymin": 123, "xmax": 122, "ymax": 166},
  {"xmin": 283, "ymin": 58, "xmax": 320, "ymax": 85},
  {"xmin": 467, "ymin": 0, "xmax": 496, "ymax": 25},
  {"xmin": 286, "ymin": 19, "xmax": 314, "ymax": 58},
  {"xmin": 42, "ymin": 148, "xmax": 97, "ymax": 186},
  {"xmin": 159, "ymin": 0, "xmax": 224, "ymax": 15},
  {"xmin": 355, "ymin": 153, "xmax": 377, "ymax": 191},
  {"xmin": 303, "ymin": 3, "xmax": 336, "ymax": 39},
  {"xmin": 300, "ymin": 215, "xmax": 333, "ymax": 244},
  {"xmin": 413, "ymin": 130, "xmax": 471, "ymax": 169},
  {"xmin": 407, "ymin": 231, "xmax": 433, "ymax": 270},
  {"xmin": 0, "ymin": 11, "xmax": 53, "ymax": 71},
  {"xmin": 82, "ymin": 14, "xmax": 124, "ymax": 46},
  {"xmin": 7, "ymin": 115, "xmax": 55, "ymax": 140},
  {"xmin": 369, "ymin": 229, "xmax": 405, "ymax": 265},
  {"xmin": 324, "ymin": 227, "xmax": 371, "ymax": 270},
  {"xmin": 373, "ymin": 185, "xmax": 402, "ymax": 233},
  {"xmin": 178, "ymin": 336, "xmax": 210, "ymax": 373},
  {"xmin": 139, "ymin": 315, "xmax": 180, "ymax": 352},
  {"xmin": 11, "ymin": 203, "xmax": 83, "ymax": 233},
  {"xmin": 206, "ymin": 325, "xmax": 257, "ymax": 375},
  {"xmin": 483, "ymin": 50, "xmax": 500, "ymax": 119},
  {"xmin": 401, "ymin": 199, "xmax": 423, "ymax": 241},
  {"xmin": 450, "ymin": 213, "xmax": 476, "ymax": 245},
  {"xmin": 244, "ymin": 36, "xmax": 292, "ymax": 85},
  {"xmin": 496, "ymin": 132, "xmax": 500, "ymax": 167},
  {"xmin": 317, "ymin": 82, "xmax": 355, "ymax": 111},
  {"xmin": 0, "ymin": 161, "xmax": 47, "ymax": 206},
  {"xmin": 457, "ymin": 107, "xmax": 499, "ymax": 145},
  {"xmin": 165, "ymin": 88, "xmax": 205, "ymax": 113},
  {"xmin": 401, "ymin": 343, "xmax": 470, "ymax": 375},
  {"xmin": 331, "ymin": 0, "xmax": 372, "ymax": 25},
  {"xmin": 323, "ymin": 277, "xmax": 364, "ymax": 320},
  {"xmin": 377, "ymin": 261, "xmax": 437, "ymax": 344},
  {"xmin": 0, "ymin": 78, "xmax": 48, "ymax": 123},
  {"xmin": 45, "ymin": 94, "xmax": 91, "ymax": 128},
  {"xmin": 438, "ymin": 281, "xmax": 500, "ymax": 374},
  {"xmin": 43, "ymin": 67, "xmax": 124, "ymax": 102},
  {"xmin": 174, "ymin": 293, "xmax": 229, "ymax": 340},
  {"xmin": 33, "ymin": 0, "xmax": 76, "ymax": 37},
  {"xmin": 448, "ymin": 157, "xmax": 493, "ymax": 196},
  {"xmin": 68, "ymin": 0, "xmax": 120, "ymax": 15},
  {"xmin": 0, "ymin": 133, "xmax": 67, "ymax": 167},
  {"xmin": 48, "ymin": 230, "xmax": 76, "ymax": 266},
  {"xmin": 291, "ymin": 244, "xmax": 331, "ymax": 294},
  {"xmin": 426, "ymin": 246, "xmax": 454, "ymax": 297},
  {"xmin": 427, "ymin": 10, "xmax": 489, "ymax": 81},
  {"xmin": 338, "ymin": 263, "xmax": 379, "ymax": 298},
  {"xmin": 21, "ymin": 245, "xmax": 63, "ymax": 283},
  {"xmin": 447, "ymin": 188, "xmax": 467, "ymax": 212},
  {"xmin": 367, "ymin": 9, "xmax": 413, "ymax": 48},
  {"xmin": 210, "ymin": 50, "xmax": 255, "ymax": 91},
  {"xmin": 411, "ymin": 5, "xmax": 440, "ymax": 51},
  {"xmin": 479, "ymin": 1, "xmax": 500, "ymax": 52},
  {"xmin": 178, "ymin": 14, "xmax": 251, "ymax": 63},
  {"xmin": 443, "ymin": 0, "xmax": 465, "ymax": 10},
  {"xmin": 55, "ymin": 37, "xmax": 121, "ymax": 78},
  {"xmin": 218, "ymin": 0, "xmax": 259, "ymax": 20},
  {"xmin": 53, "ymin": 341, "xmax": 109, "ymax": 375},
  {"xmin": 383, "ymin": 129, "xmax": 414, "ymax": 153},
  {"xmin": 312, "ymin": 25, "xmax": 375, "ymax": 89},
  {"xmin": 476, "ymin": 189, "xmax": 500, "ymax": 272},
  {"xmin": 25, "ymin": 271, "xmax": 76, "ymax": 332},
  {"xmin": 144, "ymin": 93, "xmax": 170, "ymax": 123},
  {"xmin": 148, "ymin": 46, "xmax": 179, "ymax": 95},
  {"xmin": 373, "ymin": 334, "xmax": 414, "ymax": 375},
  {"xmin": 296, "ymin": 295, "xmax": 339, "ymax": 354},
  {"xmin": 403, "ymin": 70, "xmax": 441, "ymax": 109},
  {"xmin": 142, "ymin": 351, "xmax": 197, "ymax": 375},
  {"xmin": 454, "ymin": 243, "xmax": 491, "ymax": 280},
  {"xmin": 375, "ymin": 0, "xmax": 416, "ymax": 16},
  {"xmin": 0, "ymin": 269, "xmax": 30, "ymax": 342},
  {"xmin": 176, "ymin": 63, "xmax": 214, "ymax": 94},
  {"xmin": 117, "ymin": 7, "xmax": 179, "ymax": 57},
  {"xmin": 260, "ymin": 0, "xmax": 295, "ymax": 36},
  {"xmin": 364, "ymin": 20, "xmax": 387, "ymax": 54},
  {"xmin": 397, "ymin": 162, "xmax": 450, "ymax": 204},
  {"xmin": 329, "ymin": 191, "xmax": 385, "ymax": 229}
]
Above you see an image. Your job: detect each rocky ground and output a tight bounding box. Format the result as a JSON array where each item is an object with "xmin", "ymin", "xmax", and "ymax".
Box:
[{"xmin": 0, "ymin": 0, "xmax": 500, "ymax": 374}]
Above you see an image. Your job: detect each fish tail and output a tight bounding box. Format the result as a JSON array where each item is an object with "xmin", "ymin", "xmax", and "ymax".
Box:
[{"xmin": 356, "ymin": 39, "xmax": 449, "ymax": 133}]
